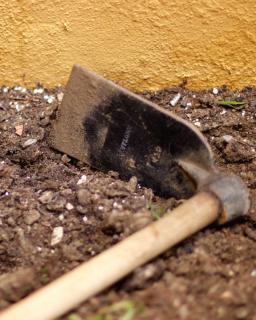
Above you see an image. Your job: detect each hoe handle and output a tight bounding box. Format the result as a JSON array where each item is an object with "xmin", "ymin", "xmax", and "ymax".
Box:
[{"xmin": 0, "ymin": 192, "xmax": 220, "ymax": 320}]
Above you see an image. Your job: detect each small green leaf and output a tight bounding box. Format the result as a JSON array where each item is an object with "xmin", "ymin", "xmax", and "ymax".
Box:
[
  {"xmin": 216, "ymin": 100, "xmax": 246, "ymax": 109},
  {"xmin": 147, "ymin": 202, "xmax": 165, "ymax": 220},
  {"xmin": 68, "ymin": 314, "xmax": 83, "ymax": 320}
]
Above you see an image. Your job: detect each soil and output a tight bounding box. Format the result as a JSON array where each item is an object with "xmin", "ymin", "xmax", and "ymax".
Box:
[{"xmin": 0, "ymin": 85, "xmax": 255, "ymax": 320}]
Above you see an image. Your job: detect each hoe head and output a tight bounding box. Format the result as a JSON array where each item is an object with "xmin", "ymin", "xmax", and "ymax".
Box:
[{"xmin": 51, "ymin": 65, "xmax": 215, "ymax": 199}]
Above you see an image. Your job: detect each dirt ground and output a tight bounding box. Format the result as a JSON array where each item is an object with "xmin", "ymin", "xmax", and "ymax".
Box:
[{"xmin": 0, "ymin": 84, "xmax": 255, "ymax": 320}]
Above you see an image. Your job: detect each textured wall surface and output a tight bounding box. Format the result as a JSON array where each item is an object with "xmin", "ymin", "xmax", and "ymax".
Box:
[{"xmin": 0, "ymin": 0, "xmax": 256, "ymax": 90}]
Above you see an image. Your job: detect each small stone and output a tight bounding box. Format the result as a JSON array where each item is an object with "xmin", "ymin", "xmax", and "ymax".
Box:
[
  {"xmin": 77, "ymin": 189, "xmax": 90, "ymax": 206},
  {"xmin": 66, "ymin": 203, "xmax": 74, "ymax": 210},
  {"xmin": 221, "ymin": 290, "xmax": 234, "ymax": 300},
  {"xmin": 33, "ymin": 87, "xmax": 44, "ymax": 94},
  {"xmin": 126, "ymin": 176, "xmax": 137, "ymax": 193},
  {"xmin": 15, "ymin": 125, "xmax": 23, "ymax": 136},
  {"xmin": 22, "ymin": 138, "xmax": 37, "ymax": 148},
  {"xmin": 251, "ymin": 269, "xmax": 256, "ymax": 277},
  {"xmin": 170, "ymin": 93, "xmax": 181, "ymax": 107},
  {"xmin": 51, "ymin": 226, "xmax": 64, "ymax": 246},
  {"xmin": 61, "ymin": 154, "xmax": 70, "ymax": 164},
  {"xmin": 15, "ymin": 104, "xmax": 25, "ymax": 112},
  {"xmin": 39, "ymin": 116, "xmax": 50, "ymax": 126},
  {"xmin": 235, "ymin": 307, "xmax": 249, "ymax": 319},
  {"xmin": 194, "ymin": 121, "xmax": 201, "ymax": 127},
  {"xmin": 77, "ymin": 175, "xmax": 87, "ymax": 185},
  {"xmin": 212, "ymin": 88, "xmax": 219, "ymax": 95},
  {"xmin": 57, "ymin": 92, "xmax": 64, "ymax": 102},
  {"xmin": 24, "ymin": 209, "xmax": 40, "ymax": 225},
  {"xmin": 46, "ymin": 96, "xmax": 55, "ymax": 104},
  {"xmin": 250, "ymin": 100, "xmax": 256, "ymax": 108},
  {"xmin": 223, "ymin": 135, "xmax": 233, "ymax": 143},
  {"xmin": 2, "ymin": 87, "xmax": 8, "ymax": 93},
  {"xmin": 60, "ymin": 188, "xmax": 73, "ymax": 197},
  {"xmin": 82, "ymin": 216, "xmax": 88, "ymax": 223},
  {"xmin": 76, "ymin": 205, "xmax": 88, "ymax": 214},
  {"xmin": 47, "ymin": 197, "xmax": 66, "ymax": 212},
  {"xmin": 58, "ymin": 214, "xmax": 64, "ymax": 221},
  {"xmin": 38, "ymin": 191, "xmax": 54, "ymax": 204}
]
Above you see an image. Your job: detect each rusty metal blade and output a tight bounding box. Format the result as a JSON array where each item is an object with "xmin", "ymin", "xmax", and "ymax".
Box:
[{"xmin": 50, "ymin": 65, "xmax": 214, "ymax": 198}]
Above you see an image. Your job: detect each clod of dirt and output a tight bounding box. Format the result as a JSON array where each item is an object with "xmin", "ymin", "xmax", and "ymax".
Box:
[
  {"xmin": 214, "ymin": 136, "xmax": 255, "ymax": 163},
  {"xmin": 104, "ymin": 208, "xmax": 153, "ymax": 236},
  {"xmin": 24, "ymin": 209, "xmax": 41, "ymax": 225},
  {"xmin": 38, "ymin": 191, "xmax": 54, "ymax": 204},
  {"xmin": 123, "ymin": 260, "xmax": 166, "ymax": 290},
  {"xmin": 0, "ymin": 268, "xmax": 36, "ymax": 303}
]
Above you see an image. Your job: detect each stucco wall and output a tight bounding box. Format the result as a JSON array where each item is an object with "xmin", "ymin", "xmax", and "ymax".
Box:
[{"xmin": 0, "ymin": 0, "xmax": 256, "ymax": 90}]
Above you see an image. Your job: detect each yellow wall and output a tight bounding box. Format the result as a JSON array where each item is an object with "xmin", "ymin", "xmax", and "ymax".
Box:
[{"xmin": 1, "ymin": 0, "xmax": 256, "ymax": 91}]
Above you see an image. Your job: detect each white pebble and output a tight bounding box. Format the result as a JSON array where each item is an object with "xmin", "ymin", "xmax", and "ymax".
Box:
[
  {"xmin": 23, "ymin": 138, "xmax": 37, "ymax": 148},
  {"xmin": 82, "ymin": 216, "xmax": 88, "ymax": 223},
  {"xmin": 251, "ymin": 269, "xmax": 256, "ymax": 277},
  {"xmin": 58, "ymin": 214, "xmax": 64, "ymax": 221},
  {"xmin": 170, "ymin": 93, "xmax": 181, "ymax": 107},
  {"xmin": 241, "ymin": 110, "xmax": 246, "ymax": 117},
  {"xmin": 47, "ymin": 96, "xmax": 55, "ymax": 104},
  {"xmin": 57, "ymin": 92, "xmax": 64, "ymax": 102},
  {"xmin": 51, "ymin": 226, "xmax": 64, "ymax": 246},
  {"xmin": 15, "ymin": 104, "xmax": 25, "ymax": 112},
  {"xmin": 186, "ymin": 102, "xmax": 192, "ymax": 108},
  {"xmin": 66, "ymin": 202, "xmax": 74, "ymax": 210},
  {"xmin": 2, "ymin": 87, "xmax": 9, "ymax": 93},
  {"xmin": 223, "ymin": 135, "xmax": 233, "ymax": 143},
  {"xmin": 77, "ymin": 175, "xmax": 87, "ymax": 185},
  {"xmin": 212, "ymin": 88, "xmax": 219, "ymax": 95},
  {"xmin": 14, "ymin": 86, "xmax": 23, "ymax": 91},
  {"xmin": 34, "ymin": 87, "xmax": 44, "ymax": 94},
  {"xmin": 194, "ymin": 121, "xmax": 201, "ymax": 127},
  {"xmin": 220, "ymin": 110, "xmax": 226, "ymax": 115}
]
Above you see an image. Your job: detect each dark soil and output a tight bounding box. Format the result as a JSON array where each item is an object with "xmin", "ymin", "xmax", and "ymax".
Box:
[{"xmin": 0, "ymin": 85, "xmax": 255, "ymax": 320}]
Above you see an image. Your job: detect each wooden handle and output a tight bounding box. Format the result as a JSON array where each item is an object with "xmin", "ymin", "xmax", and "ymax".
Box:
[{"xmin": 0, "ymin": 192, "xmax": 220, "ymax": 320}]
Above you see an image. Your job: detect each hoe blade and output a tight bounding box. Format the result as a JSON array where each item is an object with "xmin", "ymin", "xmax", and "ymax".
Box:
[{"xmin": 50, "ymin": 65, "xmax": 214, "ymax": 199}]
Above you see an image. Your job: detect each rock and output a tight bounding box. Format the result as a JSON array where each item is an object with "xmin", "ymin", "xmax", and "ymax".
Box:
[
  {"xmin": 39, "ymin": 116, "xmax": 50, "ymax": 127},
  {"xmin": 24, "ymin": 209, "xmax": 40, "ymax": 225},
  {"xmin": 15, "ymin": 125, "xmax": 23, "ymax": 136},
  {"xmin": 128, "ymin": 208, "xmax": 153, "ymax": 233},
  {"xmin": 170, "ymin": 93, "xmax": 181, "ymax": 107},
  {"xmin": 22, "ymin": 138, "xmax": 37, "ymax": 148},
  {"xmin": 66, "ymin": 202, "xmax": 74, "ymax": 210},
  {"xmin": 103, "ymin": 210, "xmax": 132, "ymax": 234},
  {"xmin": 61, "ymin": 154, "xmax": 70, "ymax": 164},
  {"xmin": 77, "ymin": 175, "xmax": 87, "ymax": 185},
  {"xmin": 235, "ymin": 307, "xmax": 249, "ymax": 319},
  {"xmin": 126, "ymin": 176, "xmax": 137, "ymax": 193},
  {"xmin": 77, "ymin": 189, "xmax": 90, "ymax": 206},
  {"xmin": 0, "ymin": 268, "xmax": 36, "ymax": 302},
  {"xmin": 57, "ymin": 92, "xmax": 64, "ymax": 102},
  {"xmin": 124, "ymin": 260, "xmax": 165, "ymax": 290},
  {"xmin": 215, "ymin": 136, "xmax": 255, "ymax": 163},
  {"xmin": 38, "ymin": 191, "xmax": 54, "ymax": 204},
  {"xmin": 212, "ymin": 88, "xmax": 219, "ymax": 95},
  {"xmin": 60, "ymin": 188, "xmax": 73, "ymax": 197},
  {"xmin": 76, "ymin": 205, "xmax": 88, "ymax": 214},
  {"xmin": 51, "ymin": 226, "xmax": 64, "ymax": 246},
  {"xmin": 47, "ymin": 196, "xmax": 66, "ymax": 212},
  {"xmin": 62, "ymin": 244, "xmax": 83, "ymax": 261}
]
